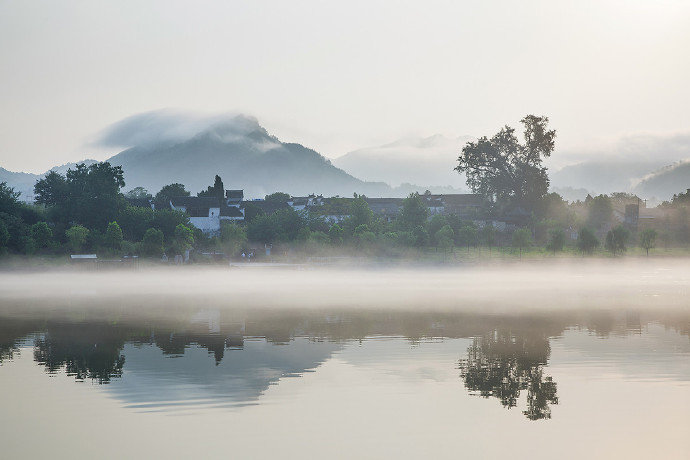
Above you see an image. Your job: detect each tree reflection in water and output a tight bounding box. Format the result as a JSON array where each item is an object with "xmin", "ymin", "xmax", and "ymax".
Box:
[
  {"xmin": 33, "ymin": 322, "xmax": 128, "ymax": 383},
  {"xmin": 459, "ymin": 330, "xmax": 558, "ymax": 420}
]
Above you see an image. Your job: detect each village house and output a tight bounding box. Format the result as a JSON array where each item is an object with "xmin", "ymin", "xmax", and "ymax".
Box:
[
  {"xmin": 287, "ymin": 194, "xmax": 324, "ymax": 211},
  {"xmin": 171, "ymin": 188, "xmax": 486, "ymax": 234},
  {"xmin": 170, "ymin": 189, "xmax": 245, "ymax": 235}
]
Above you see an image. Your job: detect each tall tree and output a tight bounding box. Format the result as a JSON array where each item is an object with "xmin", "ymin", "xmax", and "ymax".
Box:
[
  {"xmin": 577, "ymin": 227, "xmax": 599, "ymax": 255},
  {"xmin": 455, "ymin": 115, "xmax": 555, "ymax": 211},
  {"xmin": 34, "ymin": 162, "xmax": 125, "ymax": 230},
  {"xmin": 198, "ymin": 175, "xmax": 225, "ymax": 201},
  {"xmin": 639, "ymin": 229, "xmax": 657, "ymax": 256},
  {"xmin": 399, "ymin": 193, "xmax": 428, "ymax": 230},
  {"xmin": 586, "ymin": 195, "xmax": 613, "ymax": 230},
  {"xmin": 605, "ymin": 225, "xmax": 629, "ymax": 256},
  {"xmin": 33, "ymin": 171, "xmax": 68, "ymax": 208}
]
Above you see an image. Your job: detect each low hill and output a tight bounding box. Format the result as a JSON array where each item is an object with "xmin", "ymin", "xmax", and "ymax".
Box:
[
  {"xmin": 103, "ymin": 114, "xmax": 392, "ymax": 198},
  {"xmin": 634, "ymin": 161, "xmax": 690, "ymax": 200}
]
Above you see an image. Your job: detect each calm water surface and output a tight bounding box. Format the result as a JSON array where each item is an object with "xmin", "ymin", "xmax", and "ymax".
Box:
[{"xmin": 1, "ymin": 267, "xmax": 689, "ymax": 459}]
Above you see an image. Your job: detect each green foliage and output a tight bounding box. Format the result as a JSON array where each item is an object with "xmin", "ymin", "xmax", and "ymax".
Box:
[
  {"xmin": 125, "ymin": 187, "xmax": 152, "ymax": 200},
  {"xmin": 105, "ymin": 221, "xmax": 124, "ymax": 251},
  {"xmin": 328, "ymin": 224, "xmax": 344, "ymax": 245},
  {"xmin": 265, "ymin": 192, "xmax": 290, "ymax": 203},
  {"xmin": 274, "ymin": 208, "xmax": 307, "ymax": 242},
  {"xmin": 32, "ymin": 171, "xmax": 67, "ymax": 208},
  {"xmin": 141, "ymin": 228, "xmax": 164, "ymax": 257},
  {"xmin": 428, "ymin": 214, "xmax": 449, "ymax": 238},
  {"xmin": 154, "ymin": 183, "xmax": 189, "ymax": 210},
  {"xmin": 639, "ymin": 229, "xmax": 657, "ymax": 256},
  {"xmin": 0, "ymin": 182, "xmax": 22, "ymax": 214},
  {"xmin": 117, "ymin": 205, "xmax": 155, "ymax": 241},
  {"xmin": 173, "ymin": 224, "xmax": 194, "ymax": 253},
  {"xmin": 400, "ymin": 193, "xmax": 428, "ymax": 230},
  {"xmin": 605, "ymin": 224, "xmax": 629, "ymax": 256},
  {"xmin": 511, "ymin": 228, "xmax": 532, "ymax": 258},
  {"xmin": 456, "ymin": 115, "xmax": 555, "ymax": 211},
  {"xmin": 150, "ymin": 209, "xmax": 190, "ymax": 242},
  {"xmin": 0, "ymin": 220, "xmax": 9, "ymax": 253},
  {"xmin": 65, "ymin": 225, "xmax": 89, "ymax": 253},
  {"xmin": 546, "ymin": 228, "xmax": 566, "ymax": 254},
  {"xmin": 435, "ymin": 225, "xmax": 455, "ymax": 250},
  {"xmin": 30, "ymin": 222, "xmax": 53, "ymax": 249},
  {"xmin": 247, "ymin": 208, "xmax": 307, "ymax": 244},
  {"xmin": 349, "ymin": 197, "xmax": 373, "ymax": 229},
  {"xmin": 242, "ymin": 202, "xmax": 264, "ymax": 224},
  {"xmin": 354, "ymin": 224, "xmax": 376, "ymax": 247},
  {"xmin": 480, "ymin": 223, "xmax": 496, "ymax": 248},
  {"xmin": 538, "ymin": 192, "xmax": 573, "ymax": 225},
  {"xmin": 586, "ymin": 195, "xmax": 613, "ymax": 230},
  {"xmin": 577, "ymin": 227, "xmax": 599, "ymax": 255},
  {"xmin": 457, "ymin": 224, "xmax": 478, "ymax": 250},
  {"xmin": 248, "ymin": 213, "xmax": 278, "ymax": 243},
  {"xmin": 412, "ymin": 225, "xmax": 429, "ymax": 247},
  {"xmin": 34, "ymin": 162, "xmax": 126, "ymax": 230},
  {"xmin": 198, "ymin": 175, "xmax": 224, "ymax": 200},
  {"xmin": 220, "ymin": 222, "xmax": 247, "ymax": 256}
]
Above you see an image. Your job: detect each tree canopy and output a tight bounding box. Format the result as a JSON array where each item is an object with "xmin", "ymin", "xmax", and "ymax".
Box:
[
  {"xmin": 455, "ymin": 115, "xmax": 555, "ymax": 212},
  {"xmin": 154, "ymin": 183, "xmax": 190, "ymax": 210},
  {"xmin": 34, "ymin": 162, "xmax": 125, "ymax": 230},
  {"xmin": 198, "ymin": 175, "xmax": 224, "ymax": 200}
]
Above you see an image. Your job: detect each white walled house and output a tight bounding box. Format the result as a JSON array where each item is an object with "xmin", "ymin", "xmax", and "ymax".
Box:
[{"xmin": 170, "ymin": 190, "xmax": 245, "ymax": 235}]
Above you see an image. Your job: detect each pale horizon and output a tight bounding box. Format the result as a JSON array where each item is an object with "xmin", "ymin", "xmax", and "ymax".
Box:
[{"xmin": 1, "ymin": 0, "xmax": 689, "ymax": 174}]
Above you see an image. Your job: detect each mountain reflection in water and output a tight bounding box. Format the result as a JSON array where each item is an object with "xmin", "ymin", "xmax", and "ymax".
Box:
[{"xmin": 1, "ymin": 302, "xmax": 689, "ymax": 419}]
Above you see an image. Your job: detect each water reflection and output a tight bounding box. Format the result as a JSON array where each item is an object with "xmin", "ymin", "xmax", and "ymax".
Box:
[
  {"xmin": 459, "ymin": 329, "xmax": 557, "ymax": 420},
  {"xmin": 1, "ymin": 303, "xmax": 689, "ymax": 417}
]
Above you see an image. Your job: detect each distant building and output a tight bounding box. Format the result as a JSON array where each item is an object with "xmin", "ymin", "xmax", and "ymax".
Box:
[
  {"xmin": 170, "ymin": 189, "xmax": 245, "ymax": 235},
  {"xmin": 365, "ymin": 198, "xmax": 404, "ymax": 221},
  {"xmin": 427, "ymin": 194, "xmax": 483, "ymax": 217},
  {"xmin": 288, "ymin": 194, "xmax": 324, "ymax": 211}
]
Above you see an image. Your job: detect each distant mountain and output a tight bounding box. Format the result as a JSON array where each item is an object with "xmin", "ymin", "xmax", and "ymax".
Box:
[
  {"xmin": 634, "ymin": 161, "xmax": 690, "ymax": 200},
  {"xmin": 333, "ymin": 134, "xmax": 472, "ymax": 191},
  {"xmin": 549, "ymin": 132, "xmax": 690, "ymax": 199},
  {"xmin": 103, "ymin": 114, "xmax": 392, "ymax": 198},
  {"xmin": 549, "ymin": 160, "xmax": 667, "ymax": 196},
  {"xmin": 0, "ymin": 167, "xmax": 38, "ymax": 200}
]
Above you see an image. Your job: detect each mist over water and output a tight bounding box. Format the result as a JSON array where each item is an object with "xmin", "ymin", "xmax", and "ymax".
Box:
[
  {"xmin": 1, "ymin": 260, "xmax": 689, "ymax": 459},
  {"xmin": 1, "ymin": 259, "xmax": 688, "ymax": 312}
]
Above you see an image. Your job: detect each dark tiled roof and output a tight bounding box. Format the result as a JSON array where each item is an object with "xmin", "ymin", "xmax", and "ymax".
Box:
[
  {"xmin": 170, "ymin": 197, "xmax": 220, "ymax": 217},
  {"xmin": 243, "ymin": 200, "xmax": 290, "ymax": 215},
  {"xmin": 431, "ymin": 194, "xmax": 483, "ymax": 206},
  {"xmin": 221, "ymin": 205, "xmax": 244, "ymax": 217},
  {"xmin": 365, "ymin": 198, "xmax": 403, "ymax": 215},
  {"xmin": 226, "ymin": 190, "xmax": 244, "ymax": 200}
]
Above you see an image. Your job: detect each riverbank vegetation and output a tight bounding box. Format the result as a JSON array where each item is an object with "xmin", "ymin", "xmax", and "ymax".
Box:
[{"xmin": 1, "ymin": 115, "xmax": 688, "ymax": 264}]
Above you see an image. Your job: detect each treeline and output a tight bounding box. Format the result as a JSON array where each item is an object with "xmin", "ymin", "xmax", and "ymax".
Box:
[
  {"xmin": 0, "ymin": 159, "xmax": 689, "ymax": 260},
  {"xmin": 0, "ymin": 163, "xmax": 195, "ymax": 257}
]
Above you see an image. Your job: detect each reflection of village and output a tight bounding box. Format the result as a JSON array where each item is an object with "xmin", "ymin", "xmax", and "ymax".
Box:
[{"xmin": 1, "ymin": 306, "xmax": 689, "ymax": 419}]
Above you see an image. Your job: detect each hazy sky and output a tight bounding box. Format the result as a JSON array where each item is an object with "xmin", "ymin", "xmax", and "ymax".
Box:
[{"xmin": 1, "ymin": 0, "xmax": 689, "ymax": 173}]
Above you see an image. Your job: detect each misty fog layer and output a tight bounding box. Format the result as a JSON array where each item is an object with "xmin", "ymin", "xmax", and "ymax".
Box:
[{"xmin": 1, "ymin": 260, "xmax": 687, "ymax": 313}]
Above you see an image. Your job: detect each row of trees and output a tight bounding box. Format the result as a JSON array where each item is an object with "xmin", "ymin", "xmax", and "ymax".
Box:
[
  {"xmin": 0, "ymin": 174, "xmax": 668, "ymax": 259},
  {"xmin": 0, "ymin": 162, "xmax": 198, "ymax": 257}
]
